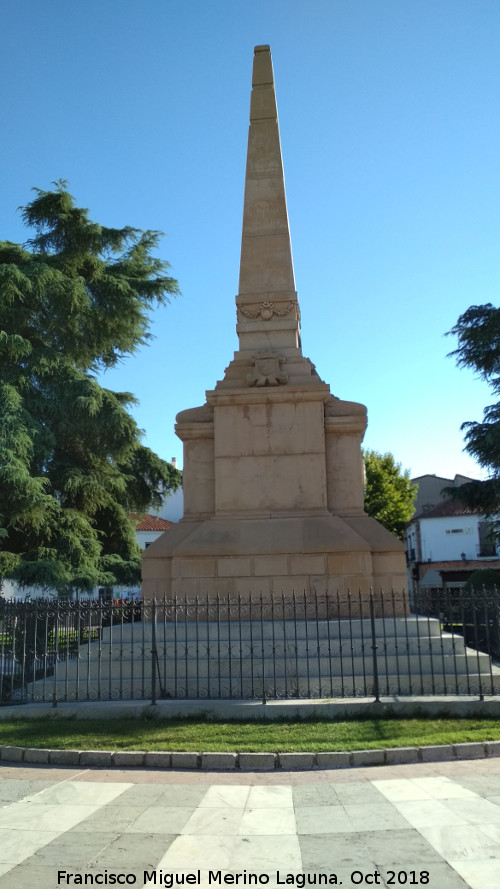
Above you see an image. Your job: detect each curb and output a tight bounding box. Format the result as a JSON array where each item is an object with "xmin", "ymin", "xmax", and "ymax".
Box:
[{"xmin": 2, "ymin": 739, "xmax": 500, "ymax": 771}]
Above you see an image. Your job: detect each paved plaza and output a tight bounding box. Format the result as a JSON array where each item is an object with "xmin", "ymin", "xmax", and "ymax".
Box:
[{"xmin": 1, "ymin": 759, "xmax": 500, "ymax": 889}]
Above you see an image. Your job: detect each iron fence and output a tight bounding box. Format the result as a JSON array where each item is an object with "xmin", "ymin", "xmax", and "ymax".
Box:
[{"xmin": 1, "ymin": 587, "xmax": 499, "ymax": 706}]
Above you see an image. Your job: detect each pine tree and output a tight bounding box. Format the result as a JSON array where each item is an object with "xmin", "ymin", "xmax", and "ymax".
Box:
[
  {"xmin": 447, "ymin": 304, "xmax": 500, "ymax": 514},
  {"xmin": 0, "ymin": 183, "xmax": 181, "ymax": 594}
]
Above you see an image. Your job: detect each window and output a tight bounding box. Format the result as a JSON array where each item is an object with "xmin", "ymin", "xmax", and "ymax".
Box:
[{"xmin": 478, "ymin": 522, "xmax": 497, "ymax": 557}]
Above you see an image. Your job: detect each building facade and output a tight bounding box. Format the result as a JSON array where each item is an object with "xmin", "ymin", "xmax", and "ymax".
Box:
[{"xmin": 405, "ymin": 477, "xmax": 500, "ymax": 594}]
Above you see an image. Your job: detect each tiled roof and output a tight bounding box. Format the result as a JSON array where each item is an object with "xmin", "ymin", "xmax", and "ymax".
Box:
[
  {"xmin": 421, "ymin": 500, "xmax": 478, "ymax": 518},
  {"xmin": 129, "ymin": 514, "xmax": 175, "ymax": 531}
]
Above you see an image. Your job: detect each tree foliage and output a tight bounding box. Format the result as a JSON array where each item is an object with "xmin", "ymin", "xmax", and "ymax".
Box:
[
  {"xmin": 0, "ymin": 183, "xmax": 182, "ymax": 594},
  {"xmin": 447, "ymin": 304, "xmax": 500, "ymax": 514},
  {"xmin": 464, "ymin": 568, "xmax": 500, "ymax": 593},
  {"xmin": 363, "ymin": 449, "xmax": 417, "ymax": 539}
]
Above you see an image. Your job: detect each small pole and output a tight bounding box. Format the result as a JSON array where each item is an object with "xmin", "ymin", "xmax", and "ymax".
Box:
[
  {"xmin": 151, "ymin": 597, "xmax": 157, "ymax": 707},
  {"xmin": 52, "ymin": 605, "xmax": 59, "ymax": 708},
  {"xmin": 370, "ymin": 593, "xmax": 380, "ymax": 703},
  {"xmin": 260, "ymin": 593, "xmax": 266, "ymax": 706}
]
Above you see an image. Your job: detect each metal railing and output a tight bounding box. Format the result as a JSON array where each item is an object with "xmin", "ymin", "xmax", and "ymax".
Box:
[{"xmin": 1, "ymin": 587, "xmax": 499, "ymax": 706}]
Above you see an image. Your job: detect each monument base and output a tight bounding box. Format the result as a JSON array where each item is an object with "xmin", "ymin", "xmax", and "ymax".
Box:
[{"xmin": 142, "ymin": 512, "xmax": 408, "ymax": 615}]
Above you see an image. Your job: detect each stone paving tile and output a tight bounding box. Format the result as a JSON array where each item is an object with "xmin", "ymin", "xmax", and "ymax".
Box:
[
  {"xmin": 451, "ymin": 859, "xmax": 500, "ymax": 889},
  {"xmin": 128, "ymin": 804, "xmax": 195, "ymax": 834},
  {"xmin": 0, "ymin": 803, "xmax": 100, "ymax": 832},
  {"xmin": 343, "ymin": 802, "xmax": 414, "ymax": 832},
  {"xmin": 106, "ymin": 783, "xmax": 170, "ymax": 805},
  {"xmin": 247, "ymin": 785, "xmax": 294, "ymax": 807},
  {"xmin": 239, "ymin": 806, "xmax": 296, "ymax": 835},
  {"xmin": 229, "ymin": 834, "xmax": 302, "ymax": 870},
  {"xmin": 292, "ymin": 784, "xmax": 342, "ymax": 807},
  {"xmin": 295, "ymin": 805, "xmax": 358, "ymax": 835},
  {"xmin": 394, "ymin": 799, "xmax": 468, "ymax": 828},
  {"xmin": 0, "ymin": 827, "xmax": 61, "ymax": 865},
  {"xmin": 455, "ymin": 774, "xmax": 500, "ymax": 797},
  {"xmin": 411, "ymin": 775, "xmax": 479, "ymax": 799},
  {"xmin": 156, "ymin": 834, "xmax": 236, "ymax": 870},
  {"xmin": 91, "ymin": 831, "xmax": 175, "ymax": 869},
  {"xmin": 474, "ymin": 821, "xmax": 500, "ymax": 843},
  {"xmin": 363, "ymin": 828, "xmax": 443, "ymax": 865},
  {"xmin": 372, "ymin": 777, "xmax": 434, "ymax": 802},
  {"xmin": 419, "ymin": 823, "xmax": 500, "ymax": 861},
  {"xmin": 378, "ymin": 862, "xmax": 470, "ymax": 889},
  {"xmin": 298, "ymin": 832, "xmax": 375, "ymax": 868},
  {"xmin": 443, "ymin": 796, "xmax": 500, "ymax": 824},
  {"xmin": 0, "ymin": 779, "xmax": 57, "ymax": 804},
  {"xmin": 73, "ymin": 803, "xmax": 148, "ymax": 832},
  {"xmin": 28, "ymin": 779, "xmax": 132, "ymax": 806},
  {"xmin": 0, "ymin": 863, "xmax": 62, "ymax": 889},
  {"xmin": 198, "ymin": 785, "xmax": 250, "ymax": 808},
  {"xmin": 27, "ymin": 829, "xmax": 119, "ymax": 866},
  {"xmin": 181, "ymin": 806, "xmax": 245, "ymax": 836},
  {"xmin": 333, "ymin": 781, "xmax": 388, "ymax": 804},
  {"xmin": 156, "ymin": 784, "xmax": 210, "ymax": 806}
]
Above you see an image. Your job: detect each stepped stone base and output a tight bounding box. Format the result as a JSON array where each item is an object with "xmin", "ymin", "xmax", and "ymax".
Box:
[
  {"xmin": 142, "ymin": 514, "xmax": 408, "ymax": 615},
  {"xmin": 24, "ymin": 615, "xmax": 500, "ymax": 703}
]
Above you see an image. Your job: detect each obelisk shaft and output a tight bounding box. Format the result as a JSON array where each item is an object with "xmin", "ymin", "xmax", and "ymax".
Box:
[{"xmin": 236, "ymin": 45, "xmax": 301, "ymax": 353}]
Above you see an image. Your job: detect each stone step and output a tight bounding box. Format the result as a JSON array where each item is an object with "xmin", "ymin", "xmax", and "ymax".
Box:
[
  {"xmin": 40, "ymin": 649, "xmax": 494, "ymax": 681},
  {"xmin": 100, "ymin": 616, "xmax": 445, "ymax": 643},
  {"xmin": 31, "ymin": 671, "xmax": 500, "ymax": 703},
  {"xmin": 70, "ymin": 633, "xmax": 469, "ymax": 662}
]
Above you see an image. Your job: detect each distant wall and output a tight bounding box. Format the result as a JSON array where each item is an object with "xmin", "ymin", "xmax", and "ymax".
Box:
[
  {"xmin": 155, "ymin": 487, "xmax": 184, "ymax": 522},
  {"xmin": 419, "ymin": 515, "xmax": 480, "ymax": 562}
]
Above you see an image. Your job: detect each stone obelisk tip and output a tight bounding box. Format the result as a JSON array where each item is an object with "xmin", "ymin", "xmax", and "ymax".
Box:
[
  {"xmin": 252, "ymin": 45, "xmax": 273, "ymax": 88},
  {"xmin": 237, "ymin": 45, "xmax": 300, "ymax": 352}
]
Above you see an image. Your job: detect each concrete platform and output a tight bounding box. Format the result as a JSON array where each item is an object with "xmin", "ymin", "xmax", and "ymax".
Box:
[{"xmin": 3, "ymin": 694, "xmax": 500, "ymax": 721}]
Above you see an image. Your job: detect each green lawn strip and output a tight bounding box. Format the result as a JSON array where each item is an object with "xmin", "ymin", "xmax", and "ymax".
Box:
[{"xmin": 1, "ymin": 716, "xmax": 500, "ymax": 753}]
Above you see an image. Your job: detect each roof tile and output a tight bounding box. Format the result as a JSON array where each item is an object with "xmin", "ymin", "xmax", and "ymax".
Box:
[{"xmin": 129, "ymin": 514, "xmax": 175, "ymax": 531}]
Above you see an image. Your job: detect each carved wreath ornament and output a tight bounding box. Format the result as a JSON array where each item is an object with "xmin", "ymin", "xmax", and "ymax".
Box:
[
  {"xmin": 238, "ymin": 301, "xmax": 296, "ymax": 321},
  {"xmin": 246, "ymin": 352, "xmax": 288, "ymax": 387}
]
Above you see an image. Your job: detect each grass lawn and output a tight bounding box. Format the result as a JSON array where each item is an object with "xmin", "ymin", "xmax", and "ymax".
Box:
[{"xmin": 1, "ymin": 715, "xmax": 500, "ymax": 752}]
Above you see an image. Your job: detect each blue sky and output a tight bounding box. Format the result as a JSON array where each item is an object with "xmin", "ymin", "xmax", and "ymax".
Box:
[{"xmin": 2, "ymin": 0, "xmax": 500, "ymax": 481}]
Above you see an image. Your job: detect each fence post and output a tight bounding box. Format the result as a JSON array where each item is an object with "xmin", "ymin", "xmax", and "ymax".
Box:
[
  {"xmin": 369, "ymin": 593, "xmax": 380, "ymax": 703},
  {"xmin": 472, "ymin": 591, "xmax": 484, "ymax": 702},
  {"xmin": 52, "ymin": 607, "xmax": 59, "ymax": 708},
  {"xmin": 260, "ymin": 593, "xmax": 266, "ymax": 706},
  {"xmin": 151, "ymin": 598, "xmax": 157, "ymax": 707}
]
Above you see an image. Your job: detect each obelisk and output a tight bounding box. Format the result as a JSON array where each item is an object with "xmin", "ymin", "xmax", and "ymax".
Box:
[{"xmin": 142, "ymin": 46, "xmax": 407, "ymax": 607}]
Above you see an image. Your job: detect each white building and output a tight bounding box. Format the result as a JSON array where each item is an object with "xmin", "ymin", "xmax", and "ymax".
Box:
[
  {"xmin": 405, "ymin": 493, "xmax": 500, "ymax": 594},
  {"xmin": 154, "ymin": 486, "xmax": 184, "ymax": 523}
]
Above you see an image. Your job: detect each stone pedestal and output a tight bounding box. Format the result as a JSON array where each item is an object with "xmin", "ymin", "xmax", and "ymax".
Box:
[{"xmin": 142, "ymin": 46, "xmax": 407, "ymax": 611}]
